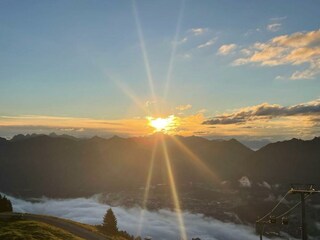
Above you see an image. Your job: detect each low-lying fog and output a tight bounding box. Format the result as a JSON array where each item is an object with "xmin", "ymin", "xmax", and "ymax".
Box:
[{"xmin": 4, "ymin": 193, "xmax": 266, "ymax": 240}]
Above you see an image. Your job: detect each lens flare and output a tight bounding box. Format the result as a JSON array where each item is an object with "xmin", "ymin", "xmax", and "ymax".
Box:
[
  {"xmin": 136, "ymin": 139, "xmax": 158, "ymax": 236},
  {"xmin": 170, "ymin": 135, "xmax": 221, "ymax": 183},
  {"xmin": 147, "ymin": 115, "xmax": 178, "ymax": 132},
  {"xmin": 161, "ymin": 136, "xmax": 188, "ymax": 240}
]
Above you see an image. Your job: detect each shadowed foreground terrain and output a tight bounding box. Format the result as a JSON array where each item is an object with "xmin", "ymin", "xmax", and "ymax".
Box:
[
  {"xmin": 0, "ymin": 219, "xmax": 83, "ymax": 240},
  {"xmin": 0, "ymin": 213, "xmax": 109, "ymax": 240}
]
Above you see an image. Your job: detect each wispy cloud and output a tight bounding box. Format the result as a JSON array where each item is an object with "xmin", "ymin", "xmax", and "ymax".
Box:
[
  {"xmin": 176, "ymin": 104, "xmax": 192, "ymax": 111},
  {"xmin": 197, "ymin": 38, "xmax": 217, "ymax": 49},
  {"xmin": 188, "ymin": 28, "xmax": 209, "ymax": 36},
  {"xmin": 233, "ymin": 29, "xmax": 320, "ymax": 79},
  {"xmin": 217, "ymin": 44, "xmax": 237, "ymax": 55},
  {"xmin": 269, "ymin": 16, "xmax": 287, "ymax": 22},
  {"xmin": 266, "ymin": 16, "xmax": 285, "ymax": 32},
  {"xmin": 177, "ymin": 37, "xmax": 188, "ymax": 45},
  {"xmin": 266, "ymin": 23, "xmax": 282, "ymax": 32}
]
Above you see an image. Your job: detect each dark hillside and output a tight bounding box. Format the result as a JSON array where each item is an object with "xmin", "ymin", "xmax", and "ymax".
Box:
[{"xmin": 0, "ymin": 134, "xmax": 252, "ymax": 197}]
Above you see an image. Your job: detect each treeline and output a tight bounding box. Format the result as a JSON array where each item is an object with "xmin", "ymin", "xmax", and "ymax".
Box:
[{"xmin": 0, "ymin": 194, "xmax": 13, "ymax": 212}]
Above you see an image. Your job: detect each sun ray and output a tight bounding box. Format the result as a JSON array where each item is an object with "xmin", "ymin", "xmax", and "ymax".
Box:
[
  {"xmin": 163, "ymin": 0, "xmax": 185, "ymax": 100},
  {"xmin": 170, "ymin": 135, "xmax": 221, "ymax": 184},
  {"xmin": 83, "ymin": 58, "xmax": 150, "ymax": 116},
  {"xmin": 136, "ymin": 138, "xmax": 158, "ymax": 237},
  {"xmin": 113, "ymin": 80, "xmax": 150, "ymax": 115},
  {"xmin": 132, "ymin": 0, "xmax": 157, "ymax": 104},
  {"xmin": 161, "ymin": 135, "xmax": 188, "ymax": 240}
]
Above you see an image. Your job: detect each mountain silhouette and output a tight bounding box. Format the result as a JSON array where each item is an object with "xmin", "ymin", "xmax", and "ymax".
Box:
[
  {"xmin": 0, "ymin": 134, "xmax": 319, "ymax": 197},
  {"xmin": 246, "ymin": 137, "xmax": 320, "ymax": 184}
]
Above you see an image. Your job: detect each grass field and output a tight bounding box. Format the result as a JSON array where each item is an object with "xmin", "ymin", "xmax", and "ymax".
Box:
[{"xmin": 0, "ymin": 219, "xmax": 84, "ymax": 240}]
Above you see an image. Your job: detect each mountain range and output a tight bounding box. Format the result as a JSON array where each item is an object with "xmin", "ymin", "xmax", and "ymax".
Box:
[{"xmin": 0, "ymin": 134, "xmax": 319, "ymax": 197}]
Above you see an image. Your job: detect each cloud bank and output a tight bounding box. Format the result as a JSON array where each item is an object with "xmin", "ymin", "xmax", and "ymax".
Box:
[
  {"xmin": 203, "ymin": 99, "xmax": 320, "ymax": 125},
  {"xmin": 4, "ymin": 193, "xmax": 263, "ymax": 240}
]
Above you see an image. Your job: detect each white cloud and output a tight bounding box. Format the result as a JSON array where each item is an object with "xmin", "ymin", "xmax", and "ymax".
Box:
[
  {"xmin": 6, "ymin": 193, "xmax": 261, "ymax": 240},
  {"xmin": 267, "ymin": 23, "xmax": 282, "ymax": 32},
  {"xmin": 177, "ymin": 37, "xmax": 188, "ymax": 45},
  {"xmin": 290, "ymin": 59, "xmax": 320, "ymax": 79},
  {"xmin": 189, "ymin": 28, "xmax": 209, "ymax": 36},
  {"xmin": 233, "ymin": 29, "xmax": 320, "ymax": 79},
  {"xmin": 217, "ymin": 44, "xmax": 237, "ymax": 55},
  {"xmin": 240, "ymin": 48, "xmax": 252, "ymax": 56},
  {"xmin": 197, "ymin": 38, "xmax": 217, "ymax": 49}
]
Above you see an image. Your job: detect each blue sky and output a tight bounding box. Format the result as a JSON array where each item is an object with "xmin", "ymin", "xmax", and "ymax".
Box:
[{"xmin": 0, "ymin": 0, "xmax": 319, "ymax": 140}]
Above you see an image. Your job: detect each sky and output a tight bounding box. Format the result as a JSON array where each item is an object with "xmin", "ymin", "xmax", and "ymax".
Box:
[{"xmin": 1, "ymin": 0, "xmax": 320, "ymax": 141}]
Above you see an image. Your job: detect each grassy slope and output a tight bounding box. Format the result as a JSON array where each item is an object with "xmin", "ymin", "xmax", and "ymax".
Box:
[
  {"xmin": 0, "ymin": 219, "xmax": 84, "ymax": 240},
  {"xmin": 31, "ymin": 215, "xmax": 129, "ymax": 240}
]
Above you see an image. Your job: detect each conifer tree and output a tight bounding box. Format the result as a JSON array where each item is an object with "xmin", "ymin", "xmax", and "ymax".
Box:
[{"xmin": 102, "ymin": 208, "xmax": 118, "ymax": 235}]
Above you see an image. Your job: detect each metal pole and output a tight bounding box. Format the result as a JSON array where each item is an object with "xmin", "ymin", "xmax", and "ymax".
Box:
[
  {"xmin": 301, "ymin": 193, "xmax": 307, "ymax": 240},
  {"xmin": 259, "ymin": 223, "xmax": 265, "ymax": 240}
]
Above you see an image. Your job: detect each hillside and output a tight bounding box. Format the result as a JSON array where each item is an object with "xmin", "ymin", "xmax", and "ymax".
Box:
[
  {"xmin": 0, "ymin": 134, "xmax": 253, "ymax": 197},
  {"xmin": 0, "ymin": 219, "xmax": 84, "ymax": 240},
  {"xmin": 0, "ymin": 213, "xmax": 134, "ymax": 240},
  {"xmin": 246, "ymin": 137, "xmax": 320, "ymax": 184}
]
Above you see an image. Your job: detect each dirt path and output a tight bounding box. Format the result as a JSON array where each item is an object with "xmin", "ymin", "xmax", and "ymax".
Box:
[{"xmin": 0, "ymin": 213, "xmax": 109, "ymax": 240}]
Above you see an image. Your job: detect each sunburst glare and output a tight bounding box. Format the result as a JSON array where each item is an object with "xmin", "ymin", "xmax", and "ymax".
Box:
[
  {"xmin": 161, "ymin": 136, "xmax": 188, "ymax": 240},
  {"xmin": 147, "ymin": 115, "xmax": 178, "ymax": 133},
  {"xmin": 136, "ymin": 139, "xmax": 158, "ymax": 237}
]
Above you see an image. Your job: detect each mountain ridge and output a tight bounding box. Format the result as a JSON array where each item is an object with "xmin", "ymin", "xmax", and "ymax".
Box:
[{"xmin": 0, "ymin": 134, "xmax": 319, "ymax": 197}]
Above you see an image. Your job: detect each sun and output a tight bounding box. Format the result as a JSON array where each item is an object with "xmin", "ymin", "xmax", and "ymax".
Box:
[{"xmin": 147, "ymin": 115, "xmax": 177, "ymax": 132}]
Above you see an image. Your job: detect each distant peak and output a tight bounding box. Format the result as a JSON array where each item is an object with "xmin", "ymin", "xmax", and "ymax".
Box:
[
  {"xmin": 90, "ymin": 136, "xmax": 104, "ymax": 141},
  {"xmin": 227, "ymin": 138, "xmax": 240, "ymax": 143},
  {"xmin": 49, "ymin": 132, "xmax": 58, "ymax": 137},
  {"xmin": 110, "ymin": 135, "xmax": 122, "ymax": 140}
]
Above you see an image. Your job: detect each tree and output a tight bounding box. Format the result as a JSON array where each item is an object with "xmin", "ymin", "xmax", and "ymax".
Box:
[
  {"xmin": 0, "ymin": 194, "xmax": 13, "ymax": 212},
  {"xmin": 102, "ymin": 208, "xmax": 118, "ymax": 235}
]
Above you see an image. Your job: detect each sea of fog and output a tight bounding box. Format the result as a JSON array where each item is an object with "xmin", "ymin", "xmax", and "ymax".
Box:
[{"xmin": 3, "ymin": 193, "xmax": 270, "ymax": 240}]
